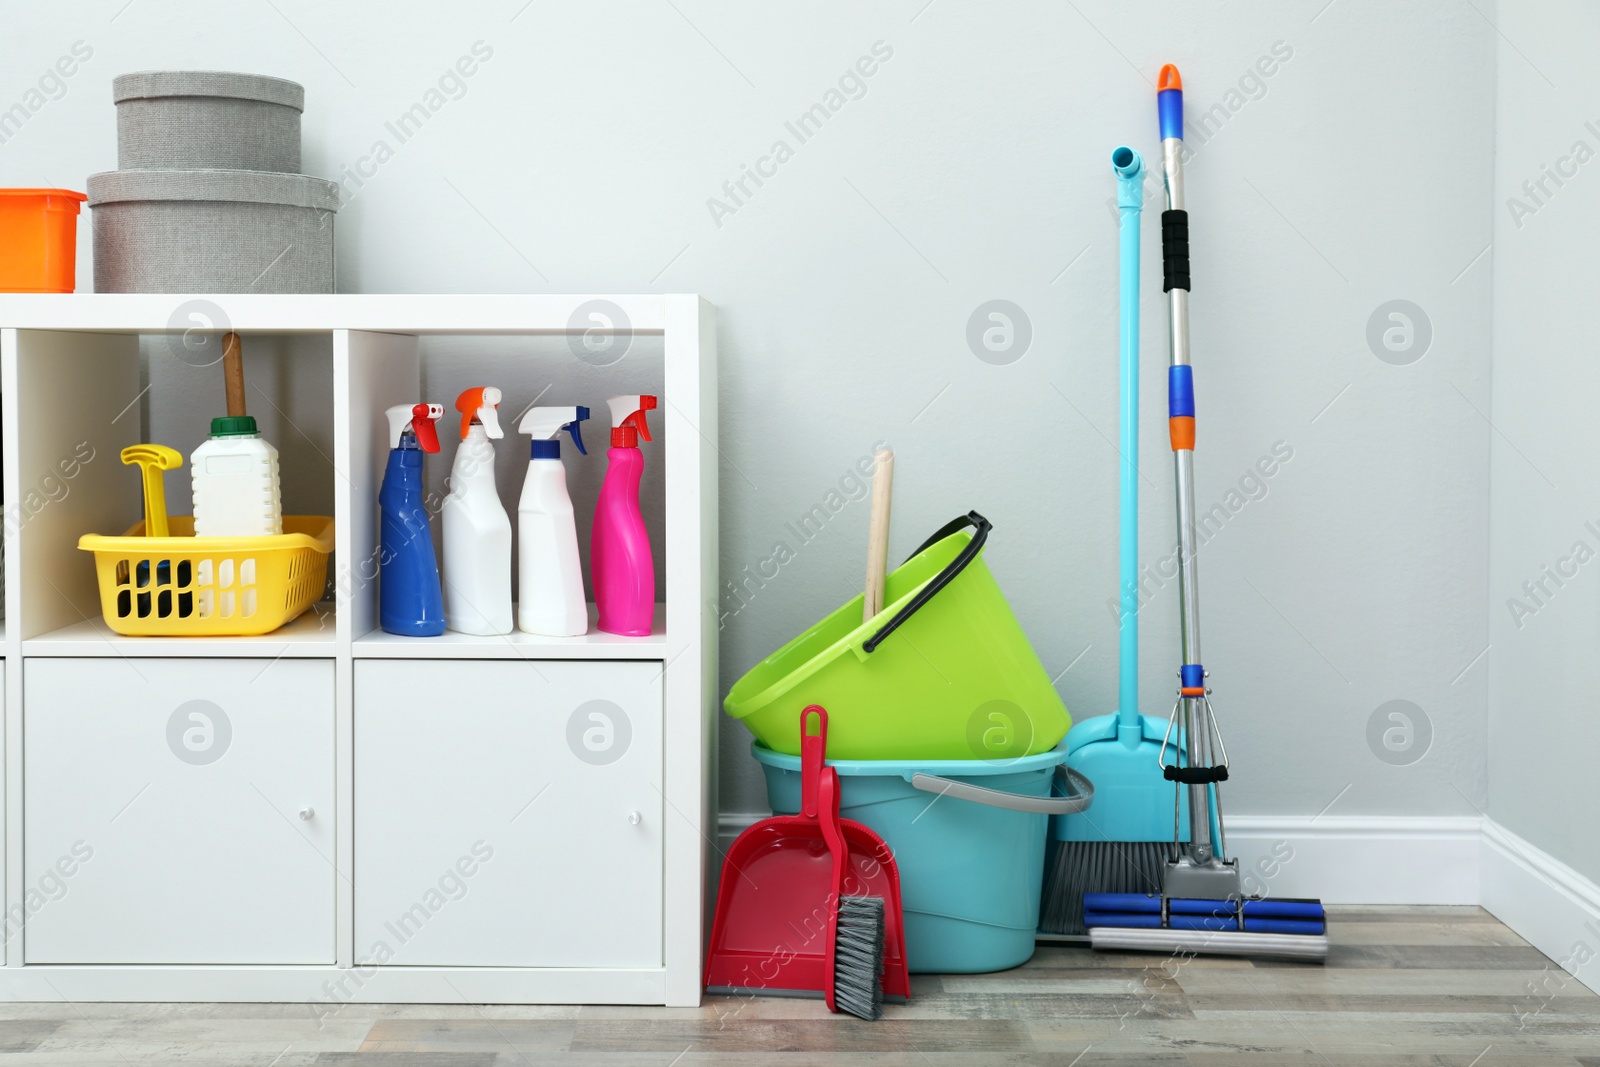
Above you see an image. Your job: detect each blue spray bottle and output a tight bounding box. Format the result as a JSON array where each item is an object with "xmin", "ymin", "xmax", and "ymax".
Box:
[{"xmin": 380, "ymin": 402, "xmax": 446, "ymax": 636}]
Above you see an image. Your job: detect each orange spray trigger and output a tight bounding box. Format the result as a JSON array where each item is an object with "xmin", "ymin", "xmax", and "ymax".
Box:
[{"xmin": 455, "ymin": 386, "xmax": 504, "ymax": 440}]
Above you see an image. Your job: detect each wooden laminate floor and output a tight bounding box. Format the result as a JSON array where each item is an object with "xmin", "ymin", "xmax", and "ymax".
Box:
[{"xmin": 0, "ymin": 908, "xmax": 1594, "ymax": 1065}]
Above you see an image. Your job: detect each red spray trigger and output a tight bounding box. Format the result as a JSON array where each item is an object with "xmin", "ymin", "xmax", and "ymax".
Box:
[
  {"xmin": 606, "ymin": 394, "xmax": 658, "ymax": 448},
  {"xmin": 411, "ymin": 403, "xmax": 442, "ymax": 453},
  {"xmin": 625, "ymin": 403, "xmax": 654, "ymax": 442}
]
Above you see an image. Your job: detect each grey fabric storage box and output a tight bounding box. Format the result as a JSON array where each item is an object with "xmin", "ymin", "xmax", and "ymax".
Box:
[
  {"xmin": 114, "ymin": 71, "xmax": 304, "ymax": 173},
  {"xmin": 88, "ymin": 169, "xmax": 339, "ymax": 293}
]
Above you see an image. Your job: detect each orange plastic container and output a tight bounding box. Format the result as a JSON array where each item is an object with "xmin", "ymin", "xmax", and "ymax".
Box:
[{"xmin": 0, "ymin": 188, "xmax": 87, "ymax": 292}]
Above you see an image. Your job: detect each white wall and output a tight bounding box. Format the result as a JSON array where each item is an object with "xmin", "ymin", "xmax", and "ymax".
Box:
[
  {"xmin": 0, "ymin": 1, "xmax": 1495, "ymax": 821},
  {"xmin": 1488, "ymin": 0, "xmax": 1600, "ymax": 887}
]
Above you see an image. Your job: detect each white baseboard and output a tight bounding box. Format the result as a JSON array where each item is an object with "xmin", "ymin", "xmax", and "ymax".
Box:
[
  {"xmin": 1481, "ymin": 818, "xmax": 1600, "ymax": 997},
  {"xmin": 718, "ymin": 813, "xmax": 1482, "ymax": 903},
  {"xmin": 718, "ymin": 810, "xmax": 1600, "ymax": 995},
  {"xmin": 716, "ymin": 814, "xmax": 763, "ymax": 860},
  {"xmin": 1224, "ymin": 815, "xmax": 1482, "ymax": 905}
]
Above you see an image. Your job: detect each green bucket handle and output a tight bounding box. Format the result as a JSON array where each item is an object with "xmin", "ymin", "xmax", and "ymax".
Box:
[
  {"xmin": 861, "ymin": 510, "xmax": 992, "ymax": 655},
  {"xmin": 908, "ymin": 765, "xmax": 1094, "ymax": 815}
]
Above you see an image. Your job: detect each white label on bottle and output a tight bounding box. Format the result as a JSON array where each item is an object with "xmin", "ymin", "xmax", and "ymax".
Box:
[{"xmin": 205, "ymin": 454, "xmax": 255, "ymax": 474}]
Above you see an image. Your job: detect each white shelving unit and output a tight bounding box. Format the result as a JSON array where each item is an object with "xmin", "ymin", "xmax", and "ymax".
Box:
[{"xmin": 0, "ymin": 294, "xmax": 718, "ymax": 1005}]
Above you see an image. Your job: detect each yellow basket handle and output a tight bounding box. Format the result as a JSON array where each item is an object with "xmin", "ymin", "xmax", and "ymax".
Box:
[{"xmin": 121, "ymin": 444, "xmax": 182, "ymax": 538}]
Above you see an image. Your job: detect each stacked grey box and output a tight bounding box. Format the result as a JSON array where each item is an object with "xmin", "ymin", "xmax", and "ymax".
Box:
[
  {"xmin": 113, "ymin": 71, "xmax": 304, "ymax": 172},
  {"xmin": 89, "ymin": 71, "xmax": 339, "ymax": 293}
]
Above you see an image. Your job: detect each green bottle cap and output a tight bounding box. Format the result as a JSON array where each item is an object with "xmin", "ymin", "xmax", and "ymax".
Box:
[{"xmin": 211, "ymin": 415, "xmax": 259, "ymax": 437}]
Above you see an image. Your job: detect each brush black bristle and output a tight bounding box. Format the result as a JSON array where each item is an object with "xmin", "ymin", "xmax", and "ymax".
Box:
[
  {"xmin": 1039, "ymin": 839, "xmax": 1171, "ymax": 934},
  {"xmin": 832, "ymin": 895, "xmax": 886, "ymax": 1020}
]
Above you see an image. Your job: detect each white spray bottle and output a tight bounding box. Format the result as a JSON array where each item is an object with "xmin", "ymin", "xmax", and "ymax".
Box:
[
  {"xmin": 517, "ymin": 405, "xmax": 590, "ymax": 637},
  {"xmin": 442, "ymin": 386, "xmax": 512, "ymax": 636}
]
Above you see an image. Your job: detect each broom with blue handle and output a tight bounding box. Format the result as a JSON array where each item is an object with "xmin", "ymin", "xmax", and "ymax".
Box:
[{"xmin": 1039, "ymin": 143, "xmax": 1188, "ymax": 937}]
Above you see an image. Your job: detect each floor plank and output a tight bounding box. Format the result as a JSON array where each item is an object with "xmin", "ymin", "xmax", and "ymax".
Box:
[
  {"xmin": 1331, "ymin": 921, "xmax": 1532, "ymax": 947},
  {"xmin": 319, "ymin": 1055, "xmax": 498, "ymax": 1067},
  {"xmin": 1327, "ymin": 905, "xmax": 1502, "ymax": 923},
  {"xmin": 358, "ymin": 1017, "xmax": 577, "ymax": 1054},
  {"xmin": 0, "ymin": 907, "xmax": 1586, "ymax": 1064},
  {"xmin": 568, "ymin": 1017, "xmax": 1034, "ymax": 1053},
  {"xmin": 0, "ymin": 1022, "xmax": 61, "ymax": 1054}
]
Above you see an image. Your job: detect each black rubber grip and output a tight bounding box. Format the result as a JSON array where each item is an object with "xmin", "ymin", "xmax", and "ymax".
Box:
[
  {"xmin": 1162, "ymin": 209, "xmax": 1190, "ymax": 292},
  {"xmin": 1163, "ymin": 765, "xmax": 1229, "ymax": 785},
  {"xmin": 862, "ymin": 512, "xmax": 990, "ymax": 654}
]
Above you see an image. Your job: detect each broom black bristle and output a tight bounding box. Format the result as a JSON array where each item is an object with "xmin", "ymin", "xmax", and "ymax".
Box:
[
  {"xmin": 832, "ymin": 895, "xmax": 886, "ymax": 1020},
  {"xmin": 1039, "ymin": 839, "xmax": 1171, "ymax": 934}
]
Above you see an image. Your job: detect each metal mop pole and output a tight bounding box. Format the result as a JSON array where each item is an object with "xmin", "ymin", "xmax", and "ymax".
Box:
[{"xmin": 1156, "ymin": 63, "xmax": 1240, "ymax": 902}]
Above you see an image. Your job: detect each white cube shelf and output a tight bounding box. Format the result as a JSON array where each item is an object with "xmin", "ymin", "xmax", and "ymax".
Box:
[{"xmin": 0, "ymin": 295, "xmax": 718, "ymax": 1004}]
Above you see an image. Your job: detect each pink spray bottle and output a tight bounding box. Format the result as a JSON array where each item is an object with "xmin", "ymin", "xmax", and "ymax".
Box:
[{"xmin": 592, "ymin": 394, "xmax": 658, "ymax": 636}]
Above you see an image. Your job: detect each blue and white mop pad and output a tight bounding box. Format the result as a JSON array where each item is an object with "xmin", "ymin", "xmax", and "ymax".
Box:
[{"xmin": 1084, "ymin": 892, "xmax": 1329, "ymax": 963}]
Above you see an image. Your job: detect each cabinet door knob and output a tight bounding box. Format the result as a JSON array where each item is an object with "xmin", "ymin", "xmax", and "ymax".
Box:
[
  {"xmin": 628, "ymin": 811, "xmax": 642, "ymax": 826},
  {"xmin": 299, "ymin": 807, "xmax": 315, "ymax": 820}
]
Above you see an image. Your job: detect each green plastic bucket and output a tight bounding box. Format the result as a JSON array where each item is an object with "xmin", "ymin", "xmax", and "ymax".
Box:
[
  {"xmin": 724, "ymin": 513, "xmax": 1071, "ymax": 761},
  {"xmin": 752, "ymin": 740, "xmax": 1093, "ymax": 972}
]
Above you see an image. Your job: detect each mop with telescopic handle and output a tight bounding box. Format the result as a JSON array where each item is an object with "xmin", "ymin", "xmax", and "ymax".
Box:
[{"xmin": 1085, "ymin": 65, "xmax": 1328, "ymax": 963}]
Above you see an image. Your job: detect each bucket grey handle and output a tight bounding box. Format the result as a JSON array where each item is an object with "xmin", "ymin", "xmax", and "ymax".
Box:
[{"xmin": 908, "ymin": 765, "xmax": 1093, "ymax": 815}]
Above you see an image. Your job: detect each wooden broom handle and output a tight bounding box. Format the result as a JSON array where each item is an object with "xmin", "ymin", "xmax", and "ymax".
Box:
[
  {"xmin": 864, "ymin": 448, "xmax": 894, "ymax": 621},
  {"xmin": 222, "ymin": 331, "xmax": 247, "ymax": 417}
]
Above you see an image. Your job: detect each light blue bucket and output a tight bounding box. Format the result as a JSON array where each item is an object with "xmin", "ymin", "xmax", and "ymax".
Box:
[{"xmin": 751, "ymin": 741, "xmax": 1091, "ymax": 973}]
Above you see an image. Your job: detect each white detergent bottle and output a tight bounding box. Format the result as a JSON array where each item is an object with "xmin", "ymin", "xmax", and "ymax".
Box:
[
  {"xmin": 191, "ymin": 415, "xmax": 282, "ymax": 537},
  {"xmin": 517, "ymin": 404, "xmax": 590, "ymax": 637},
  {"xmin": 442, "ymin": 386, "xmax": 512, "ymax": 635}
]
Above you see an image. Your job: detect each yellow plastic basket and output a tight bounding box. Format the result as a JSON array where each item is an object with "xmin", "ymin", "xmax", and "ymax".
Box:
[{"xmin": 77, "ymin": 516, "xmax": 335, "ymax": 637}]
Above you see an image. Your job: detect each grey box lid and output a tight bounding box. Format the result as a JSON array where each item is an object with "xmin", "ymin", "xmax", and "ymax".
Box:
[
  {"xmin": 113, "ymin": 71, "xmax": 305, "ymax": 111},
  {"xmin": 87, "ymin": 169, "xmax": 340, "ymax": 212}
]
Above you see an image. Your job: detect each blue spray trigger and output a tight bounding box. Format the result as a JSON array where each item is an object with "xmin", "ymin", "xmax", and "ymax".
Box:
[
  {"xmin": 567, "ymin": 406, "xmax": 590, "ymax": 455},
  {"xmin": 519, "ymin": 404, "xmax": 591, "ymax": 458}
]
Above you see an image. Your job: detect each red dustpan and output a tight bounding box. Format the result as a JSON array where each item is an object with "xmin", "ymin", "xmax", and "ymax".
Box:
[{"xmin": 705, "ymin": 706, "xmax": 910, "ymax": 1002}]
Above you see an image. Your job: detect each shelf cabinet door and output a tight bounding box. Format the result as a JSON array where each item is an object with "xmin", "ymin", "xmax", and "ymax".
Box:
[
  {"xmin": 23, "ymin": 658, "xmax": 335, "ymax": 964},
  {"xmin": 355, "ymin": 659, "xmax": 663, "ymax": 968}
]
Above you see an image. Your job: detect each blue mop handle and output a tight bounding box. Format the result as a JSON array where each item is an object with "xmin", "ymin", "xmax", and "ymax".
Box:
[{"xmin": 1113, "ymin": 146, "xmax": 1144, "ymax": 734}]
